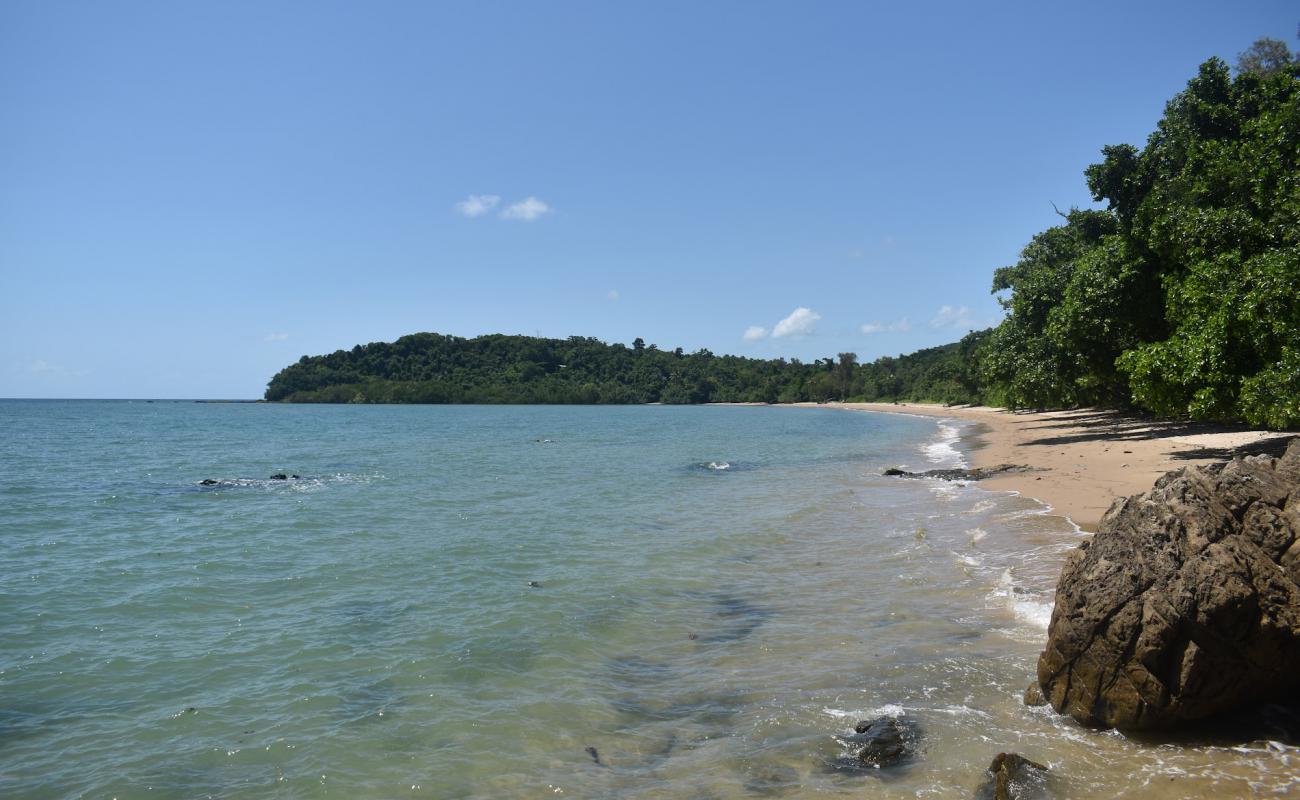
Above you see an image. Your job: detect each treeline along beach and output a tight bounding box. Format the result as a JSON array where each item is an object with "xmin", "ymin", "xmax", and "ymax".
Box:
[{"xmin": 267, "ymin": 55, "xmax": 1299, "ymax": 429}]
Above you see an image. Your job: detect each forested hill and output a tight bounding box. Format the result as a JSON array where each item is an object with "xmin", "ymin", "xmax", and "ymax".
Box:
[
  {"xmin": 268, "ymin": 50, "xmax": 1299, "ymax": 429},
  {"xmin": 263, "ymin": 331, "xmax": 986, "ymax": 405}
]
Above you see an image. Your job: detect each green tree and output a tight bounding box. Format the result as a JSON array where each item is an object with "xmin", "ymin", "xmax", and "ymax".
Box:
[
  {"xmin": 1236, "ymin": 36, "xmax": 1295, "ymax": 76},
  {"xmin": 835, "ymin": 352, "xmax": 858, "ymax": 400}
]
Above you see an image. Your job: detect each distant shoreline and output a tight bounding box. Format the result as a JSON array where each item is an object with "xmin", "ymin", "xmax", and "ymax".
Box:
[{"xmin": 756, "ymin": 401, "xmax": 1295, "ymax": 532}]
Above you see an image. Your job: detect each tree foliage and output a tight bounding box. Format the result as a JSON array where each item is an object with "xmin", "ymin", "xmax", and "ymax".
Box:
[
  {"xmin": 982, "ymin": 56, "xmax": 1300, "ymax": 428},
  {"xmin": 1236, "ymin": 36, "xmax": 1296, "ymax": 77},
  {"xmin": 265, "ymin": 52, "xmax": 1300, "ymax": 430},
  {"xmin": 265, "ymin": 331, "xmax": 991, "ymax": 407}
]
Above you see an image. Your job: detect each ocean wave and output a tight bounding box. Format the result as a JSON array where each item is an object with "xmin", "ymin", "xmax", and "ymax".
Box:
[
  {"xmin": 990, "ymin": 568, "xmax": 1054, "ymax": 629},
  {"xmin": 929, "ymin": 484, "xmax": 961, "ymax": 501},
  {"xmin": 823, "ymin": 703, "xmax": 906, "ymax": 719},
  {"xmin": 965, "ymin": 499, "xmax": 996, "ymax": 514},
  {"xmin": 690, "ymin": 461, "xmax": 736, "ymax": 473},
  {"xmin": 922, "ymin": 420, "xmax": 967, "ymax": 468}
]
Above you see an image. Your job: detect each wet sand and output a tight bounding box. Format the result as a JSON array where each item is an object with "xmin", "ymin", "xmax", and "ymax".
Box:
[{"xmin": 804, "ymin": 402, "xmax": 1296, "ymax": 532}]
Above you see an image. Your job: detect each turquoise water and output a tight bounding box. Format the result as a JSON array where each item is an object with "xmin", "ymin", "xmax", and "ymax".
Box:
[{"xmin": 2, "ymin": 402, "xmax": 1296, "ymax": 798}]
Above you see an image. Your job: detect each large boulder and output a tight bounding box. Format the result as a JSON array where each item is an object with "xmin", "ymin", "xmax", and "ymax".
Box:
[{"xmin": 1037, "ymin": 438, "xmax": 1300, "ymax": 729}]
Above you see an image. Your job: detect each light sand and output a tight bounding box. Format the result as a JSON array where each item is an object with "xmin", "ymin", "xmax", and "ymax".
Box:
[{"xmin": 802, "ymin": 402, "xmax": 1296, "ymax": 532}]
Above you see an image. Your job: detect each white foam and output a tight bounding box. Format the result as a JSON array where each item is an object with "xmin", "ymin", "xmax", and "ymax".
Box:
[
  {"xmin": 707, "ymin": 461, "xmax": 731, "ymax": 471},
  {"xmin": 932, "ymin": 704, "xmax": 992, "ymax": 719},
  {"xmin": 989, "ymin": 568, "xmax": 1054, "ymax": 629},
  {"xmin": 966, "ymin": 528, "xmax": 987, "ymax": 545},
  {"xmin": 822, "ymin": 703, "xmax": 906, "ymax": 719},
  {"xmin": 922, "ymin": 420, "xmax": 966, "ymax": 468},
  {"xmin": 1013, "ymin": 598, "xmax": 1054, "ymax": 628},
  {"xmin": 966, "ymin": 500, "xmax": 995, "ymax": 514}
]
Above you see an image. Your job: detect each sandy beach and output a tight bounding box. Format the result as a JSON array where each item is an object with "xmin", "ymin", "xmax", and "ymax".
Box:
[{"xmin": 807, "ymin": 402, "xmax": 1296, "ymax": 532}]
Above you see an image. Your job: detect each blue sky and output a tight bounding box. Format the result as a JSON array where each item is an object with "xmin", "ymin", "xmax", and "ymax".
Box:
[{"xmin": 2, "ymin": 1, "xmax": 1295, "ymax": 398}]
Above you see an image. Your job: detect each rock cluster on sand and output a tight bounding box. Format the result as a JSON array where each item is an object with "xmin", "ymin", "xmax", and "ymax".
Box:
[
  {"xmin": 882, "ymin": 464, "xmax": 1032, "ymax": 482},
  {"xmin": 1037, "ymin": 438, "xmax": 1300, "ymax": 729}
]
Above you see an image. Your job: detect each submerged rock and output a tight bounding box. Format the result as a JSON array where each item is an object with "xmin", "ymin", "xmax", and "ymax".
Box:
[
  {"xmin": 1037, "ymin": 438, "xmax": 1300, "ymax": 729},
  {"xmin": 974, "ymin": 752, "xmax": 1048, "ymax": 800},
  {"xmin": 882, "ymin": 464, "xmax": 1032, "ymax": 482},
  {"xmin": 199, "ymin": 479, "xmax": 219, "ymax": 486},
  {"xmin": 838, "ymin": 715, "xmax": 918, "ymax": 768},
  {"xmin": 1022, "ymin": 682, "xmax": 1046, "ymax": 707}
]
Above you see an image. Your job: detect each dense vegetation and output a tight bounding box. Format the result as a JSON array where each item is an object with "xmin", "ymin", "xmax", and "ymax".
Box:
[
  {"xmin": 264, "ymin": 331, "xmax": 982, "ymax": 405},
  {"xmin": 982, "ymin": 51, "xmax": 1299, "ymax": 428},
  {"xmin": 268, "ymin": 46, "xmax": 1299, "ymax": 429}
]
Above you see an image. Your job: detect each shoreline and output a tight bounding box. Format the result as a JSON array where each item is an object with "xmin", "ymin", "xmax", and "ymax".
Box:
[{"xmin": 788, "ymin": 402, "xmax": 1296, "ymax": 532}]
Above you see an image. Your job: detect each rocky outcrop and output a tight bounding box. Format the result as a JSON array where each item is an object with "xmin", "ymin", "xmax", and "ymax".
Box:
[
  {"xmin": 882, "ymin": 464, "xmax": 1033, "ymax": 481},
  {"xmin": 974, "ymin": 753, "xmax": 1048, "ymax": 800},
  {"xmin": 836, "ymin": 715, "xmax": 918, "ymax": 769},
  {"xmin": 1037, "ymin": 437, "xmax": 1300, "ymax": 729}
]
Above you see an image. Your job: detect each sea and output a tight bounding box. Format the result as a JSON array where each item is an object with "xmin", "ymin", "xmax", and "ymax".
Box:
[{"xmin": 2, "ymin": 400, "xmax": 1297, "ymax": 798}]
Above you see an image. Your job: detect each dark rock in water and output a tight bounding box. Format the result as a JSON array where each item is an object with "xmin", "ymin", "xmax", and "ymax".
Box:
[
  {"xmin": 974, "ymin": 752, "xmax": 1048, "ymax": 800},
  {"xmin": 1022, "ymin": 682, "xmax": 1047, "ymax": 707},
  {"xmin": 528, "ymin": 581, "xmax": 542, "ymax": 588},
  {"xmin": 1037, "ymin": 438, "xmax": 1300, "ymax": 730},
  {"xmin": 199, "ymin": 479, "xmax": 219, "ymax": 486},
  {"xmin": 883, "ymin": 464, "xmax": 1033, "ymax": 482},
  {"xmin": 840, "ymin": 715, "xmax": 917, "ymax": 768},
  {"xmin": 584, "ymin": 745, "xmax": 602, "ymax": 765},
  {"xmin": 269, "ymin": 473, "xmax": 288, "ymax": 480}
]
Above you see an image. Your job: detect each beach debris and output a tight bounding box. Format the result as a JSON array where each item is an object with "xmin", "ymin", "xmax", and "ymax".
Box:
[
  {"xmin": 584, "ymin": 745, "xmax": 602, "ymax": 765},
  {"xmin": 836, "ymin": 715, "xmax": 919, "ymax": 769},
  {"xmin": 882, "ymin": 464, "xmax": 1033, "ymax": 482},
  {"xmin": 1038, "ymin": 439, "xmax": 1300, "ymax": 730},
  {"xmin": 974, "ymin": 752, "xmax": 1049, "ymax": 800}
]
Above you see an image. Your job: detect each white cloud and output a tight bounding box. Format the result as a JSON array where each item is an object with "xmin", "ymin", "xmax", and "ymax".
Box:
[
  {"xmin": 29, "ymin": 359, "xmax": 60, "ymax": 374},
  {"xmin": 606, "ymin": 290, "xmax": 620, "ymax": 301},
  {"xmin": 454, "ymin": 194, "xmax": 501, "ymax": 217},
  {"xmin": 930, "ymin": 305, "xmax": 975, "ymax": 329},
  {"xmin": 500, "ymin": 196, "xmax": 551, "ymax": 221},
  {"xmin": 860, "ymin": 318, "xmax": 912, "ymax": 334},
  {"xmin": 264, "ymin": 332, "xmax": 290, "ymax": 342},
  {"xmin": 743, "ymin": 325, "xmax": 768, "ymax": 341},
  {"xmin": 772, "ymin": 307, "xmax": 821, "ymax": 338}
]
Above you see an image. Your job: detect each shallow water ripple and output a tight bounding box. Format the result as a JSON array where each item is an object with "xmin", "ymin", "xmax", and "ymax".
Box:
[{"xmin": 1, "ymin": 402, "xmax": 1296, "ymax": 798}]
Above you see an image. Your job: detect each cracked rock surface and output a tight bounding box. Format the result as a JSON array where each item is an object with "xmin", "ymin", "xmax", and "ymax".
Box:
[{"xmin": 1037, "ymin": 437, "xmax": 1300, "ymax": 730}]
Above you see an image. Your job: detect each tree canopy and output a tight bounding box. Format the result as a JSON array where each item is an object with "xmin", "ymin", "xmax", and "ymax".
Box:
[
  {"xmin": 980, "ymin": 55, "xmax": 1300, "ymax": 428},
  {"xmin": 264, "ymin": 331, "xmax": 987, "ymax": 407}
]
